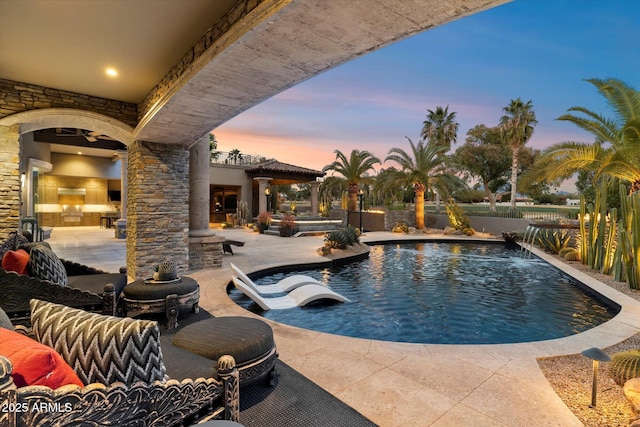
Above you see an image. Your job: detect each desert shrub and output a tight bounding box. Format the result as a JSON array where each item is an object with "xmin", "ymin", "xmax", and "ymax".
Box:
[
  {"xmin": 564, "ymin": 249, "xmax": 580, "ymax": 261},
  {"xmin": 392, "ymin": 222, "xmax": 409, "ymax": 234},
  {"xmin": 463, "ymin": 228, "xmax": 475, "ymax": 236},
  {"xmin": 446, "ymin": 200, "xmax": 470, "ymax": 230},
  {"xmin": 609, "ymin": 349, "xmax": 640, "ymax": 385},
  {"xmin": 558, "ymin": 247, "xmax": 575, "ymax": 257}
]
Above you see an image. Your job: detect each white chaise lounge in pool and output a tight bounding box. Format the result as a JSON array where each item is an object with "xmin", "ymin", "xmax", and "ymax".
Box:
[
  {"xmin": 230, "ymin": 263, "xmax": 325, "ymax": 295},
  {"xmin": 231, "ymin": 276, "xmax": 350, "ymax": 310}
]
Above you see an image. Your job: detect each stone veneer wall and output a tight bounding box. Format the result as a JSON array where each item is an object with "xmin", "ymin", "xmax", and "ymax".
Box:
[
  {"xmin": 189, "ymin": 235, "xmax": 225, "ymax": 270},
  {"xmin": 384, "ymin": 209, "xmax": 415, "ymax": 230},
  {"xmin": 0, "ymin": 79, "xmax": 138, "ymax": 127},
  {"xmin": 126, "ymin": 141, "xmax": 190, "ymax": 279},
  {"xmin": 0, "ymin": 124, "xmax": 21, "ymax": 240},
  {"xmin": 138, "ymin": 0, "xmax": 265, "ymax": 121}
]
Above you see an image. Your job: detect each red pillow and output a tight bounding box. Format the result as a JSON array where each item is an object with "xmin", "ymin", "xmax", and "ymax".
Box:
[
  {"xmin": 1, "ymin": 249, "xmax": 30, "ymax": 275},
  {"xmin": 0, "ymin": 328, "xmax": 84, "ymax": 389}
]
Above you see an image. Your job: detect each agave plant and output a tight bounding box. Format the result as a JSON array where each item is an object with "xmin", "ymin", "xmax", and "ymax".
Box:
[
  {"xmin": 536, "ymin": 229, "xmax": 571, "ymax": 254},
  {"xmin": 324, "ymin": 225, "xmax": 360, "ymax": 249},
  {"xmin": 324, "ymin": 229, "xmax": 349, "ymax": 249}
]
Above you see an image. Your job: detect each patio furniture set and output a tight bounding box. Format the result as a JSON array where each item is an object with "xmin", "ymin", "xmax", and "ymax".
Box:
[{"xmin": 0, "ymin": 231, "xmax": 277, "ymax": 426}]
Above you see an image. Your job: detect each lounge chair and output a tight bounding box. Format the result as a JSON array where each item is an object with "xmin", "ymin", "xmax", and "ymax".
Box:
[
  {"xmin": 230, "ymin": 263, "xmax": 325, "ymax": 295},
  {"xmin": 231, "ymin": 276, "xmax": 350, "ymax": 310}
]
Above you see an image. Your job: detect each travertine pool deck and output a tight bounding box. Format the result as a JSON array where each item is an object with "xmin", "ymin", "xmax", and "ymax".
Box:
[{"xmin": 48, "ymin": 226, "xmax": 640, "ymax": 427}]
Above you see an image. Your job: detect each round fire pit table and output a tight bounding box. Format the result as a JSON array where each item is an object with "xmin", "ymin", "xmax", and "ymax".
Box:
[{"xmin": 124, "ymin": 276, "xmax": 199, "ymax": 329}]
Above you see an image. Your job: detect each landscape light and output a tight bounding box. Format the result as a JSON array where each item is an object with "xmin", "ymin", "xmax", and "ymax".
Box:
[{"xmin": 581, "ymin": 347, "xmax": 611, "ymax": 408}]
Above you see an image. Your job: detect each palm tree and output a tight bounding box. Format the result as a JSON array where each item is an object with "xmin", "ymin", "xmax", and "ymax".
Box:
[
  {"xmin": 499, "ymin": 98, "xmax": 537, "ymax": 211},
  {"xmin": 385, "ymin": 138, "xmax": 466, "ymax": 229},
  {"xmin": 420, "ymin": 106, "xmax": 459, "ymax": 212},
  {"xmin": 521, "ymin": 78, "xmax": 640, "ymax": 193},
  {"xmin": 228, "ymin": 148, "xmax": 243, "ymax": 164},
  {"xmin": 323, "ymin": 149, "xmax": 380, "ymax": 212},
  {"xmin": 421, "ymin": 105, "xmax": 459, "ymax": 149}
]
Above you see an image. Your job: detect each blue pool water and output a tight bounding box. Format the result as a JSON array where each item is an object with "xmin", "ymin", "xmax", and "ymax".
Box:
[{"xmin": 229, "ymin": 242, "xmax": 619, "ymax": 344}]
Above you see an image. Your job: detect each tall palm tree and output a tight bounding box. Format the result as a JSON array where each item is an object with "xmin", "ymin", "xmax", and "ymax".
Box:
[
  {"xmin": 385, "ymin": 138, "xmax": 466, "ymax": 229},
  {"xmin": 521, "ymin": 78, "xmax": 640, "ymax": 193},
  {"xmin": 323, "ymin": 149, "xmax": 380, "ymax": 212},
  {"xmin": 499, "ymin": 98, "xmax": 537, "ymax": 211},
  {"xmin": 420, "ymin": 106, "xmax": 459, "ymax": 212},
  {"xmin": 421, "ymin": 105, "xmax": 459, "ymax": 150}
]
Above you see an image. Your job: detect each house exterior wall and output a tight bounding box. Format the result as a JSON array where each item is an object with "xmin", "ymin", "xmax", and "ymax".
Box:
[{"xmin": 209, "ymin": 164, "xmax": 253, "ymax": 217}]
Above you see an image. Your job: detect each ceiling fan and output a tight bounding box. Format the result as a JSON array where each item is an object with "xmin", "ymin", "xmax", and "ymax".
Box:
[{"xmin": 55, "ymin": 128, "xmax": 116, "ymax": 142}]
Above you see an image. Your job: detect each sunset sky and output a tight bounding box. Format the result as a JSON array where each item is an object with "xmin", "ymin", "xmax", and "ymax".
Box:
[{"xmin": 213, "ymin": 0, "xmax": 639, "ymax": 193}]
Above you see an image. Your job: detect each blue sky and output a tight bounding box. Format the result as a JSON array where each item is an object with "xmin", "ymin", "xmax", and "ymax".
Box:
[{"xmin": 214, "ymin": 0, "xmax": 639, "ymax": 192}]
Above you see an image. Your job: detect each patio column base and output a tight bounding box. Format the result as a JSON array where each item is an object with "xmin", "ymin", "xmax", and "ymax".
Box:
[{"xmin": 189, "ymin": 234, "xmax": 224, "ymax": 270}]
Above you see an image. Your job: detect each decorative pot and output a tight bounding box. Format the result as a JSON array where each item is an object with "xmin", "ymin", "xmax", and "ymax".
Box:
[
  {"xmin": 257, "ymin": 223, "xmax": 268, "ymax": 234},
  {"xmin": 279, "ymin": 226, "xmax": 294, "ymax": 237},
  {"xmin": 154, "ymin": 260, "xmax": 178, "ymax": 281}
]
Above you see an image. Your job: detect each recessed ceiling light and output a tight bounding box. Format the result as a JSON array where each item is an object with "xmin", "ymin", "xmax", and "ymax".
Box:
[
  {"xmin": 105, "ymin": 68, "xmax": 118, "ymax": 77},
  {"xmin": 77, "ymin": 151, "xmax": 82, "ymax": 155}
]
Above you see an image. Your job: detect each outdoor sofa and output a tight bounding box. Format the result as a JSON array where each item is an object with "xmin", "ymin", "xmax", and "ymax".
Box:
[
  {"xmin": 0, "ymin": 300, "xmax": 240, "ymax": 426},
  {"xmin": 0, "ymin": 232, "xmax": 127, "ymax": 325}
]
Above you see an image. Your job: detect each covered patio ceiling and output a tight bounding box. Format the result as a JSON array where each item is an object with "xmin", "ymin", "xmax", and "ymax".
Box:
[{"xmin": 0, "ymin": 0, "xmax": 509, "ymax": 147}]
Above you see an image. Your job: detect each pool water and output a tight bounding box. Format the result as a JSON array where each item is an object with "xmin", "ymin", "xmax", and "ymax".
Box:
[{"xmin": 229, "ymin": 242, "xmax": 619, "ymax": 344}]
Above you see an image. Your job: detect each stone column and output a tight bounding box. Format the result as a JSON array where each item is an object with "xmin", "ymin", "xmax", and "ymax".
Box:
[
  {"xmin": 189, "ymin": 135, "xmax": 215, "ymax": 237},
  {"xmin": 310, "ymin": 181, "xmax": 320, "ymax": 217},
  {"xmin": 254, "ymin": 177, "xmax": 272, "ymax": 214},
  {"xmin": 0, "ymin": 124, "xmax": 21, "ymax": 240},
  {"xmin": 126, "ymin": 140, "xmax": 190, "ymax": 280},
  {"xmin": 188, "ymin": 135, "xmax": 223, "ymax": 270}
]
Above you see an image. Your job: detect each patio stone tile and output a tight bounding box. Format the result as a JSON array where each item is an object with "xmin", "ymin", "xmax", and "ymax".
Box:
[
  {"xmin": 427, "ymin": 344, "xmax": 510, "ymax": 372},
  {"xmin": 494, "ymin": 357, "xmax": 553, "ymax": 389},
  {"xmin": 461, "ymin": 372, "xmax": 583, "ymax": 427},
  {"xmin": 430, "ymin": 403, "xmax": 508, "ymax": 427},
  {"xmin": 334, "ymin": 368, "xmax": 457, "ymax": 427},
  {"xmin": 389, "ymin": 353, "xmax": 494, "ymax": 401},
  {"xmin": 285, "ymin": 347, "xmax": 387, "ymax": 395}
]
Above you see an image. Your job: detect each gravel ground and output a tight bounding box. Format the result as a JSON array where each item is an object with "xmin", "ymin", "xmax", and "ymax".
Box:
[{"xmin": 538, "ymin": 258, "xmax": 640, "ymax": 427}]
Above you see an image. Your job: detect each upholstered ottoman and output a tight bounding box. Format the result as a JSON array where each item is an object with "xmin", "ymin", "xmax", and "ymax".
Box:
[
  {"xmin": 173, "ymin": 317, "xmax": 277, "ymax": 387},
  {"xmin": 123, "ymin": 277, "xmax": 199, "ymax": 329}
]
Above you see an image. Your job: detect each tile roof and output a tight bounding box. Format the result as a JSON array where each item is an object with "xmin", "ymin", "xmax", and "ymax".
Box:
[{"xmin": 246, "ymin": 159, "xmax": 325, "ymax": 177}]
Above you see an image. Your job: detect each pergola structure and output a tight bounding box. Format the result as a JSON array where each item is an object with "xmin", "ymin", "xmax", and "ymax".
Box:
[{"xmin": 246, "ymin": 160, "xmax": 325, "ymax": 216}]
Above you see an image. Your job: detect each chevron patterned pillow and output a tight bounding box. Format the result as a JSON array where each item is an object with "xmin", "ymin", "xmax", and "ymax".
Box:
[
  {"xmin": 28, "ymin": 245, "xmax": 68, "ymax": 285},
  {"xmin": 30, "ymin": 299, "xmax": 167, "ymax": 385}
]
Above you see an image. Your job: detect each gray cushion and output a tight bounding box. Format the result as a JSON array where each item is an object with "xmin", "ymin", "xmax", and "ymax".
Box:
[
  {"xmin": 0, "ymin": 307, "xmax": 13, "ymax": 331},
  {"xmin": 30, "ymin": 299, "xmax": 167, "ymax": 385},
  {"xmin": 28, "ymin": 245, "xmax": 68, "ymax": 285},
  {"xmin": 173, "ymin": 317, "xmax": 274, "ymax": 367}
]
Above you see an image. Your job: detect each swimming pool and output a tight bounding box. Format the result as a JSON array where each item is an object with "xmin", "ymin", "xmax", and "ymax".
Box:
[{"xmin": 228, "ymin": 242, "xmax": 619, "ymax": 344}]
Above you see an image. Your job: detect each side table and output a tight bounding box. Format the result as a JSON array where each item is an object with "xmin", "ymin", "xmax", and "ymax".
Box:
[{"xmin": 123, "ymin": 276, "xmax": 200, "ymax": 329}]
